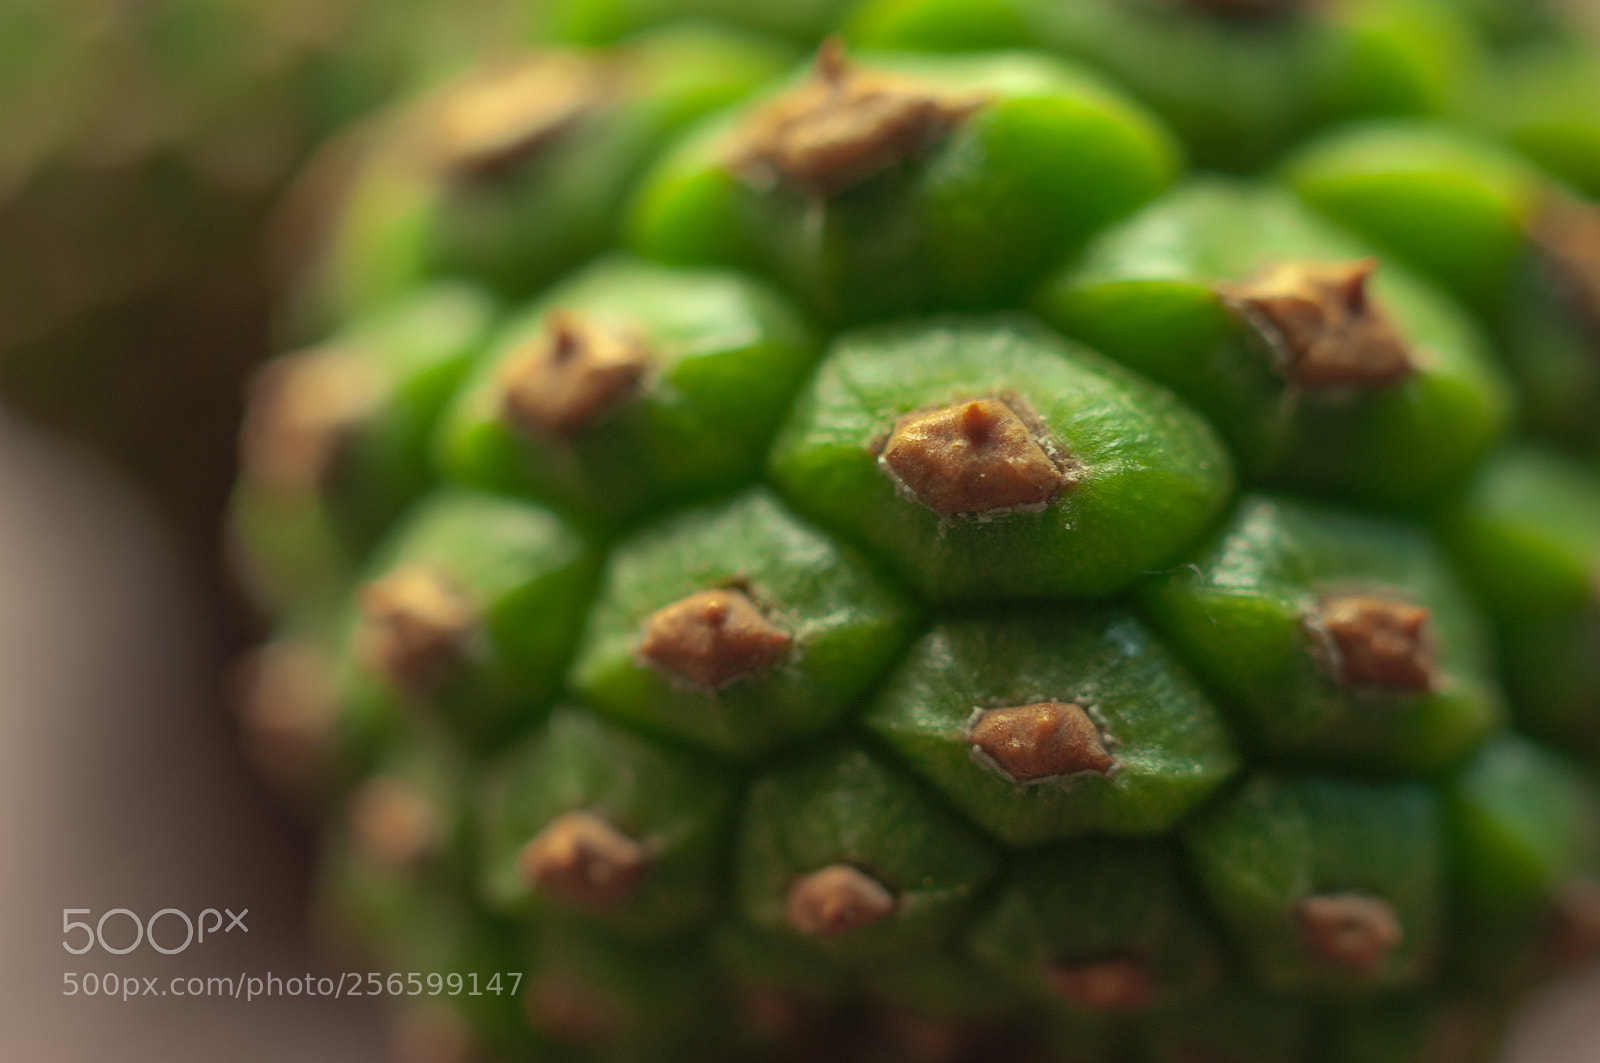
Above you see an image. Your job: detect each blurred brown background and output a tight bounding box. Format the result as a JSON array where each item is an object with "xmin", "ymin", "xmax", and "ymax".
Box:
[{"xmin": 0, "ymin": 409, "xmax": 388, "ymax": 1061}]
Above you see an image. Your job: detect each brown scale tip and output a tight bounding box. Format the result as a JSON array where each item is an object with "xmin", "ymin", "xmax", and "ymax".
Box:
[
  {"xmin": 1531, "ymin": 198, "xmax": 1600, "ymax": 341},
  {"xmin": 730, "ymin": 37, "xmax": 984, "ymax": 197},
  {"xmin": 422, "ymin": 54, "xmax": 605, "ymax": 180},
  {"xmin": 966, "ymin": 701, "xmax": 1117, "ymax": 783},
  {"xmin": 356, "ymin": 565, "xmax": 478, "ymax": 694},
  {"xmin": 1042, "ymin": 957, "xmax": 1155, "ymax": 1013},
  {"xmin": 348, "ymin": 776, "xmax": 444, "ymax": 872},
  {"xmin": 637, "ymin": 588, "xmax": 792, "ymax": 690},
  {"xmin": 1296, "ymin": 893, "xmax": 1404, "ymax": 973},
  {"xmin": 239, "ymin": 350, "xmax": 380, "ymax": 496},
  {"xmin": 516, "ymin": 810, "xmax": 652, "ymax": 910},
  {"xmin": 880, "ymin": 396, "xmax": 1077, "ymax": 517},
  {"xmin": 1306, "ymin": 594, "xmax": 1437, "ymax": 692},
  {"xmin": 1220, "ymin": 259, "xmax": 1418, "ymax": 390},
  {"xmin": 1546, "ymin": 879, "xmax": 1600, "ymax": 968},
  {"xmin": 232, "ymin": 643, "xmax": 338, "ymax": 792},
  {"xmin": 524, "ymin": 974, "xmax": 619, "ymax": 1046},
  {"xmin": 499, "ymin": 311, "xmax": 651, "ymax": 438},
  {"xmin": 785, "ymin": 864, "xmax": 897, "ymax": 937}
]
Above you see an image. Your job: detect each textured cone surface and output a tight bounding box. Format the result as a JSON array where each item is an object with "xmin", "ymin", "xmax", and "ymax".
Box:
[
  {"xmin": 230, "ymin": 14, "xmax": 1600, "ymax": 1063},
  {"xmin": 732, "ymin": 39, "xmax": 980, "ymax": 196}
]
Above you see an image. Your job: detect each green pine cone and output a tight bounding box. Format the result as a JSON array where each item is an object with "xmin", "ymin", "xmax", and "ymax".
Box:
[{"xmin": 227, "ymin": 5, "xmax": 1600, "ymax": 1062}]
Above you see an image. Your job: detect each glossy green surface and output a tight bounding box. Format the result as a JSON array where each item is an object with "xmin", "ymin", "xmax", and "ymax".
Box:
[
  {"xmin": 1441, "ymin": 446, "xmax": 1600, "ymax": 762},
  {"xmin": 628, "ymin": 49, "xmax": 1178, "ymax": 325},
  {"xmin": 1142, "ymin": 495, "xmax": 1503, "ymax": 774},
  {"xmin": 1040, "ymin": 180, "xmax": 1511, "ymax": 508},
  {"xmin": 1184, "ymin": 774, "xmax": 1445, "ymax": 995},
  {"xmin": 1283, "ymin": 122, "xmax": 1546, "ymax": 317},
  {"xmin": 1477, "ymin": 43, "xmax": 1600, "ymax": 200},
  {"xmin": 437, "ymin": 256, "xmax": 816, "ymax": 526},
  {"xmin": 568, "ymin": 489, "xmax": 915, "ymax": 758},
  {"xmin": 1499, "ymin": 255, "xmax": 1600, "ymax": 455},
  {"xmin": 736, "ymin": 745, "xmax": 998, "ymax": 960},
  {"xmin": 845, "ymin": 0, "xmax": 1031, "ymax": 53},
  {"xmin": 342, "ymin": 488, "xmax": 600, "ymax": 744},
  {"xmin": 478, "ymin": 706, "xmax": 738, "ymax": 939},
  {"xmin": 518, "ymin": 917, "xmax": 721, "ymax": 1060},
  {"xmin": 969, "ymin": 839, "xmax": 1222, "ymax": 1014},
  {"xmin": 535, "ymin": 0, "xmax": 855, "ymax": 44},
  {"xmin": 865, "ymin": 610, "xmax": 1238, "ymax": 845},
  {"xmin": 849, "ymin": 0, "xmax": 1474, "ymax": 172},
  {"xmin": 300, "ymin": 26, "xmax": 792, "ymax": 332},
  {"xmin": 768, "ymin": 317, "xmax": 1233, "ymax": 601},
  {"xmin": 1447, "ymin": 735, "xmax": 1600, "ymax": 988},
  {"xmin": 1282, "ymin": 121, "xmax": 1600, "ymax": 453},
  {"xmin": 1442, "ymin": 446, "xmax": 1600, "ymax": 615}
]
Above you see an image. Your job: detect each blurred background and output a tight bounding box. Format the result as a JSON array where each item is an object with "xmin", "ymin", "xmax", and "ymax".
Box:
[
  {"xmin": 0, "ymin": 4, "xmax": 526, "ymax": 1059},
  {"xmin": 0, "ymin": 0, "xmax": 532, "ymax": 583},
  {"xmin": 3, "ymin": 1, "xmax": 1600, "ymax": 1060}
]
